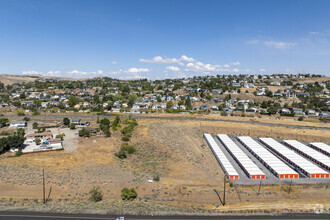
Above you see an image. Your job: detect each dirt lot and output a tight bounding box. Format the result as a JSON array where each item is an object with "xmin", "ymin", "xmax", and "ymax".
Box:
[{"xmin": 0, "ymin": 118, "xmax": 329, "ymax": 215}]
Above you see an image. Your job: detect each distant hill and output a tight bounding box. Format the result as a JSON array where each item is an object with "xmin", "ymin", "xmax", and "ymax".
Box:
[{"xmin": 0, "ymin": 74, "xmax": 82, "ymax": 85}]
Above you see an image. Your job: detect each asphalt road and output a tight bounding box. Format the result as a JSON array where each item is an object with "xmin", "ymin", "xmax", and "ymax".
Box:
[
  {"xmin": 5, "ymin": 114, "xmax": 330, "ymax": 131},
  {"xmin": 0, "ymin": 212, "xmax": 329, "ymax": 220}
]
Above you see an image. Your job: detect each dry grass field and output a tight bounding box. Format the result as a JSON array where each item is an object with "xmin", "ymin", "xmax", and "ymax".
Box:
[{"xmin": 0, "ymin": 118, "xmax": 329, "ymax": 214}]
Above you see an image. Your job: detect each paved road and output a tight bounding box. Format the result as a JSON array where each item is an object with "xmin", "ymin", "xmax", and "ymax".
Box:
[
  {"xmin": 5, "ymin": 114, "xmax": 330, "ymax": 131},
  {"xmin": 0, "ymin": 212, "xmax": 329, "ymax": 220}
]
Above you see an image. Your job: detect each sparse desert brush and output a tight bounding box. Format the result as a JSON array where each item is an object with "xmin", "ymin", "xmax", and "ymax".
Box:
[{"xmin": 88, "ymin": 186, "xmax": 103, "ymax": 202}]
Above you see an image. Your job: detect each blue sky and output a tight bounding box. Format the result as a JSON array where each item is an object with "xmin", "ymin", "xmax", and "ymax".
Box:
[{"xmin": 0, "ymin": 0, "xmax": 329, "ymax": 79}]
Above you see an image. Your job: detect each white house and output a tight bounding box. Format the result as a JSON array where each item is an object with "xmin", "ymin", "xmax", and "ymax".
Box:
[{"xmin": 9, "ymin": 121, "xmax": 26, "ymax": 128}]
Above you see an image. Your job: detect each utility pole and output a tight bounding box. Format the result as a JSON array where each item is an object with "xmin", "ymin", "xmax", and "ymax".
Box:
[
  {"xmin": 257, "ymin": 181, "xmax": 262, "ymax": 196},
  {"xmin": 43, "ymin": 168, "xmax": 46, "ymax": 204},
  {"xmin": 288, "ymin": 179, "xmax": 292, "ymax": 194},
  {"xmin": 223, "ymin": 176, "xmax": 226, "ymax": 206}
]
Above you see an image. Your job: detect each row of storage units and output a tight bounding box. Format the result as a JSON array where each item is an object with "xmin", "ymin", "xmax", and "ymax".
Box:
[
  {"xmin": 216, "ymin": 134, "xmax": 266, "ymax": 179},
  {"xmin": 309, "ymin": 142, "xmax": 330, "ymax": 157},
  {"xmin": 203, "ymin": 134, "xmax": 240, "ymax": 180},
  {"xmin": 237, "ymin": 136, "xmax": 299, "ymax": 179},
  {"xmin": 260, "ymin": 138, "xmax": 329, "ymax": 178},
  {"xmin": 283, "ymin": 140, "xmax": 330, "ymax": 172}
]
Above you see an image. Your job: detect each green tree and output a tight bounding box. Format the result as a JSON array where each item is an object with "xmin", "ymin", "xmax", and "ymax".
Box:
[
  {"xmin": 79, "ymin": 128, "xmax": 90, "ymax": 137},
  {"xmin": 15, "ymin": 148, "xmax": 23, "ymax": 157},
  {"xmin": 16, "ymin": 128, "xmax": 25, "ymax": 137},
  {"xmin": 112, "ymin": 115, "xmax": 121, "ymax": 129},
  {"xmin": 33, "ymin": 122, "xmax": 38, "ymax": 129},
  {"xmin": 23, "ymin": 117, "xmax": 30, "ymax": 121},
  {"xmin": 115, "ymin": 148, "xmax": 127, "ymax": 159},
  {"xmin": 35, "ymin": 138, "xmax": 41, "ymax": 145},
  {"xmin": 63, "ymin": 118, "xmax": 70, "ymax": 126},
  {"xmin": 17, "ymin": 110, "xmax": 25, "ymax": 116},
  {"xmin": 267, "ymin": 106, "xmax": 279, "ymax": 115},
  {"xmin": 156, "ymin": 95, "xmax": 161, "ymax": 103},
  {"xmin": 0, "ymin": 118, "xmax": 9, "ymax": 128},
  {"xmin": 55, "ymin": 135, "xmax": 64, "ymax": 140},
  {"xmin": 68, "ymin": 95, "xmax": 79, "ymax": 107},
  {"xmin": 93, "ymin": 94, "xmax": 100, "ymax": 104},
  {"xmin": 115, "ymin": 143, "xmax": 136, "ymax": 159},
  {"xmin": 166, "ymin": 101, "xmax": 174, "ymax": 109},
  {"xmin": 121, "ymin": 188, "xmax": 137, "ymax": 201},
  {"xmin": 69, "ymin": 123, "xmax": 76, "ymax": 130},
  {"xmin": 7, "ymin": 135, "xmax": 25, "ymax": 149},
  {"xmin": 99, "ymin": 118, "xmax": 111, "ymax": 137},
  {"xmin": 185, "ymin": 96, "xmax": 192, "ymax": 110},
  {"xmin": 128, "ymin": 94, "xmax": 138, "ymax": 108}
]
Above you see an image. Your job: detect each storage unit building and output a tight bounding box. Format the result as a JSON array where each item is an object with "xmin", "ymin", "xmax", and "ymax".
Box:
[
  {"xmin": 237, "ymin": 136, "xmax": 298, "ymax": 179},
  {"xmin": 217, "ymin": 134, "xmax": 265, "ymax": 179},
  {"xmin": 260, "ymin": 138, "xmax": 329, "ymax": 178},
  {"xmin": 204, "ymin": 134, "xmax": 239, "ymax": 180},
  {"xmin": 283, "ymin": 140, "xmax": 330, "ymax": 172},
  {"xmin": 309, "ymin": 142, "xmax": 330, "ymax": 157}
]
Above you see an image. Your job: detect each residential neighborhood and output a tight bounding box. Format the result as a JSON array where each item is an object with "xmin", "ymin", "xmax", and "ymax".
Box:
[{"xmin": 0, "ymin": 73, "xmax": 328, "ymax": 119}]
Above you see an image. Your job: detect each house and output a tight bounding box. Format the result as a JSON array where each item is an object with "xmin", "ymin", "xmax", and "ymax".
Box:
[
  {"xmin": 9, "ymin": 121, "xmax": 26, "ymax": 128},
  {"xmin": 319, "ymin": 112, "xmax": 329, "ymax": 117},
  {"xmin": 273, "ymin": 92, "xmax": 283, "ymax": 97},
  {"xmin": 235, "ymin": 106, "xmax": 245, "ymax": 112},
  {"xmin": 293, "ymin": 109, "xmax": 304, "ymax": 116},
  {"xmin": 48, "ymin": 101, "xmax": 59, "ymax": 107},
  {"xmin": 212, "ymin": 89, "xmax": 222, "ymax": 94},
  {"xmin": 72, "ymin": 119, "xmax": 90, "ymax": 126},
  {"xmin": 83, "ymin": 127, "xmax": 99, "ymax": 136},
  {"xmin": 258, "ymin": 86, "xmax": 268, "ymax": 91},
  {"xmin": 285, "ymin": 91, "xmax": 296, "ymax": 98},
  {"xmin": 256, "ymin": 91, "xmax": 265, "ymax": 96},
  {"xmin": 201, "ymin": 105, "xmax": 209, "ymax": 110},
  {"xmin": 26, "ymin": 132, "xmax": 53, "ymax": 142},
  {"xmin": 280, "ymin": 108, "xmax": 291, "ymax": 114},
  {"xmin": 232, "ymin": 83, "xmax": 241, "ymax": 88},
  {"xmin": 270, "ymin": 82, "xmax": 281, "ymax": 86},
  {"xmin": 305, "ymin": 109, "xmax": 318, "ymax": 116},
  {"xmin": 21, "ymin": 101, "xmax": 36, "ymax": 107},
  {"xmin": 82, "ymin": 102, "xmax": 91, "ymax": 107},
  {"xmin": 41, "ymin": 102, "xmax": 49, "ymax": 108},
  {"xmin": 160, "ymin": 103, "xmax": 166, "ymax": 108},
  {"xmin": 243, "ymin": 83, "xmax": 254, "ymax": 88},
  {"xmin": 246, "ymin": 108, "xmax": 257, "ymax": 113},
  {"xmin": 297, "ymin": 92, "xmax": 310, "ymax": 98},
  {"xmin": 132, "ymin": 104, "xmax": 140, "ymax": 110}
]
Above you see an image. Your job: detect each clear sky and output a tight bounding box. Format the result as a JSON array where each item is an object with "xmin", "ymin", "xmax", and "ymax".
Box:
[{"xmin": 0, "ymin": 0, "xmax": 329, "ymax": 79}]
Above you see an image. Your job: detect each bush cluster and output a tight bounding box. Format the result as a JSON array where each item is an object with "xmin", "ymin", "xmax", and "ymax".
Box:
[
  {"xmin": 121, "ymin": 188, "xmax": 137, "ymax": 201},
  {"xmin": 78, "ymin": 128, "xmax": 90, "ymax": 137},
  {"xmin": 121, "ymin": 118, "xmax": 138, "ymax": 141},
  {"xmin": 115, "ymin": 143, "xmax": 136, "ymax": 159},
  {"xmin": 89, "ymin": 186, "xmax": 103, "ymax": 202}
]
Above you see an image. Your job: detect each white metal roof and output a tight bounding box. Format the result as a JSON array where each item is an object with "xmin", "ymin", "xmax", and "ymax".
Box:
[
  {"xmin": 237, "ymin": 136, "xmax": 297, "ymax": 176},
  {"xmin": 217, "ymin": 134, "xmax": 265, "ymax": 177},
  {"xmin": 310, "ymin": 142, "xmax": 330, "ymax": 156},
  {"xmin": 283, "ymin": 140, "xmax": 330, "ymax": 169},
  {"xmin": 204, "ymin": 134, "xmax": 239, "ymax": 177},
  {"xmin": 261, "ymin": 138, "xmax": 328, "ymax": 175}
]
